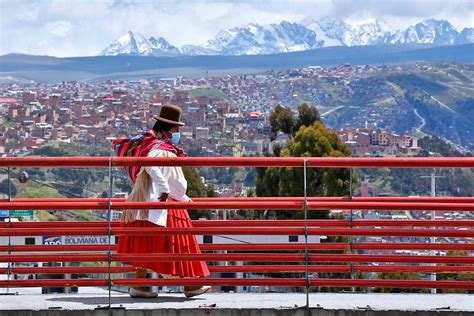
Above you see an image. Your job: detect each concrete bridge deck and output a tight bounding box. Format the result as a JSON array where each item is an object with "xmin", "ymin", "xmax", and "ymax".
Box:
[{"xmin": 0, "ymin": 288, "xmax": 473, "ymax": 316}]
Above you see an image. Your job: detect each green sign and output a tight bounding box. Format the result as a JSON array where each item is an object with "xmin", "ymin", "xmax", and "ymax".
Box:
[{"xmin": 10, "ymin": 210, "xmax": 34, "ymax": 217}]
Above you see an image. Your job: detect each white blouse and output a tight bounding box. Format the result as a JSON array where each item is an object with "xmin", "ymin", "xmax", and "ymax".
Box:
[{"xmin": 140, "ymin": 148, "xmax": 191, "ymax": 226}]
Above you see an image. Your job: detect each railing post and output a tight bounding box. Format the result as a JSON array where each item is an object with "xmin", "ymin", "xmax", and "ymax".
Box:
[
  {"xmin": 303, "ymin": 159, "xmax": 310, "ymax": 311},
  {"xmin": 349, "ymin": 168, "xmax": 356, "ymax": 293},
  {"xmin": 422, "ymin": 169, "xmax": 443, "ymax": 294},
  {"xmin": 430, "ymin": 169, "xmax": 439, "ymax": 294},
  {"xmin": 6, "ymin": 168, "xmax": 12, "ymax": 295},
  {"xmin": 106, "ymin": 158, "xmax": 113, "ymax": 315}
]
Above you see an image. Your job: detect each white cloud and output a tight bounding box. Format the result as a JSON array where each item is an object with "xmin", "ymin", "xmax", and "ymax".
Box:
[
  {"xmin": 0, "ymin": 0, "xmax": 472, "ymax": 57},
  {"xmin": 46, "ymin": 21, "xmax": 74, "ymax": 37}
]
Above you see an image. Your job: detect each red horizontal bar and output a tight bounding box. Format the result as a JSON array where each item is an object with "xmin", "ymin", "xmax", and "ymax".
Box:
[
  {"xmin": 309, "ymin": 279, "xmax": 474, "ymax": 289},
  {"xmin": 0, "ymin": 221, "xmax": 120, "ymax": 228},
  {"xmin": 1, "ymin": 267, "xmax": 135, "ymax": 274},
  {"xmin": 2, "ymin": 265, "xmax": 473, "ymax": 275},
  {"xmin": 307, "ymin": 201, "xmax": 474, "ymax": 211},
  {"xmin": 2, "ymin": 253, "xmax": 472, "ymax": 264},
  {"xmin": 1, "ymin": 220, "xmax": 338, "ymax": 228},
  {"xmin": 355, "ymin": 265, "xmax": 474, "ymax": 273},
  {"xmin": 0, "ymin": 244, "xmax": 118, "ymax": 252},
  {"xmin": 2, "ymin": 227, "xmax": 472, "ymax": 237},
  {"xmin": 1, "ymin": 157, "xmax": 473, "ymax": 168},
  {"xmin": 216, "ymin": 243, "xmax": 474, "ymax": 252},
  {"xmin": 2, "ymin": 201, "xmax": 472, "ymax": 211},
  {"xmin": 194, "ymin": 220, "xmax": 474, "ymax": 228},
  {"xmin": 349, "ymin": 220, "xmax": 474, "ymax": 227},
  {"xmin": 1, "ymin": 227, "xmax": 306, "ymax": 236},
  {"xmin": 3, "ymin": 278, "xmax": 471, "ymax": 289},
  {"xmin": 0, "ymin": 243, "xmax": 343, "ymax": 253},
  {"xmin": 2, "ymin": 219, "xmax": 472, "ymax": 230},
  {"xmin": 7, "ymin": 197, "xmax": 474, "ymax": 203},
  {"xmin": 0, "ymin": 201, "xmax": 304, "ymax": 210},
  {"xmin": 0, "ymin": 279, "xmax": 108, "ymax": 287},
  {"xmin": 2, "ymin": 242, "xmax": 472, "ymax": 253},
  {"xmin": 353, "ymin": 243, "xmax": 474, "ymax": 251},
  {"xmin": 208, "ymin": 265, "xmax": 474, "ymax": 273}
]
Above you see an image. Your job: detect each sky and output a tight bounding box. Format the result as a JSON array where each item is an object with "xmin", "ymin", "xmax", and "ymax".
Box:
[{"xmin": 0, "ymin": 0, "xmax": 473, "ymax": 57}]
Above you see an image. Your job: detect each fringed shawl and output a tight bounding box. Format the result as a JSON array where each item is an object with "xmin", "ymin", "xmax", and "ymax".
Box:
[{"xmin": 112, "ymin": 130, "xmax": 186, "ymax": 223}]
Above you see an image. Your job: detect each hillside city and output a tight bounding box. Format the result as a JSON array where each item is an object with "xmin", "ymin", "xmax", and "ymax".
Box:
[{"xmin": 3, "ymin": 61, "xmax": 473, "ymax": 159}]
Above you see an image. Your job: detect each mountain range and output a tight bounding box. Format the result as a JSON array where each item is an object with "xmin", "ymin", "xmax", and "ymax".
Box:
[{"xmin": 100, "ymin": 17, "xmax": 474, "ymax": 57}]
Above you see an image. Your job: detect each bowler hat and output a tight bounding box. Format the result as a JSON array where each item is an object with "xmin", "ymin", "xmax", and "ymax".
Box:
[{"xmin": 153, "ymin": 104, "xmax": 184, "ymax": 126}]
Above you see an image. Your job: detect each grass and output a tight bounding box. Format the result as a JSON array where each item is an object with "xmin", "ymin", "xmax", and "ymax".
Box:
[
  {"xmin": 71, "ymin": 210, "xmax": 98, "ymax": 221},
  {"xmin": 387, "ymin": 73, "xmax": 448, "ymax": 95},
  {"xmin": 14, "ymin": 179, "xmax": 65, "ymax": 199},
  {"xmin": 183, "ymin": 87, "xmax": 227, "ymax": 99}
]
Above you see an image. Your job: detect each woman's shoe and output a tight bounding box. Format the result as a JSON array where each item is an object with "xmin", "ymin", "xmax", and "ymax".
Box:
[
  {"xmin": 129, "ymin": 287, "xmax": 158, "ymax": 298},
  {"xmin": 184, "ymin": 285, "xmax": 211, "ymax": 298}
]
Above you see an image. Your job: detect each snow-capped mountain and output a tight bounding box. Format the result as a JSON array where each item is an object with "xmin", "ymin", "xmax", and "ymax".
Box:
[
  {"xmin": 457, "ymin": 28, "xmax": 474, "ymax": 44},
  {"xmin": 100, "ymin": 31, "xmax": 180, "ymax": 57},
  {"xmin": 100, "ymin": 18, "xmax": 474, "ymax": 57},
  {"xmin": 202, "ymin": 21, "xmax": 323, "ymax": 55},
  {"xmin": 179, "ymin": 45, "xmax": 218, "ymax": 56},
  {"xmin": 304, "ymin": 17, "xmax": 395, "ymax": 46},
  {"xmin": 148, "ymin": 36, "xmax": 181, "ymax": 56},
  {"xmin": 343, "ymin": 19, "xmax": 394, "ymax": 46},
  {"xmin": 100, "ymin": 31, "xmax": 150, "ymax": 56},
  {"xmin": 393, "ymin": 19, "xmax": 459, "ymax": 45}
]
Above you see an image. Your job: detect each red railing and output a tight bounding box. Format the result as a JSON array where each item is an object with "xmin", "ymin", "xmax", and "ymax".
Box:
[{"xmin": 0, "ymin": 157, "xmax": 473, "ymax": 292}]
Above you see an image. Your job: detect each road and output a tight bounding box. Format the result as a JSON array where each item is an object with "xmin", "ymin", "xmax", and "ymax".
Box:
[
  {"xmin": 321, "ymin": 106, "xmax": 344, "ymax": 116},
  {"xmin": 413, "ymin": 108, "xmax": 426, "ymax": 132}
]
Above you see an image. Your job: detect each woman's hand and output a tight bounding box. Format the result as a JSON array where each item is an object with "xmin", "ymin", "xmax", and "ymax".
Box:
[{"xmin": 159, "ymin": 192, "xmax": 169, "ymax": 202}]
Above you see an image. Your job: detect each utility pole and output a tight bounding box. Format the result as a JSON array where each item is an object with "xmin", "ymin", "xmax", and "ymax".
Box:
[{"xmin": 421, "ymin": 169, "xmax": 444, "ymax": 294}]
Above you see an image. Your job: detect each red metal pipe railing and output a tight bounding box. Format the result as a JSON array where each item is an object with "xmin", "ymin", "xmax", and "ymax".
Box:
[
  {"xmin": 1, "ymin": 278, "xmax": 472, "ymax": 289},
  {"xmin": 2, "ymin": 227, "xmax": 472, "ymax": 237},
  {"xmin": 2, "ymin": 242, "xmax": 473, "ymax": 253},
  {"xmin": 3, "ymin": 265, "xmax": 473, "ymax": 275},
  {"xmin": 1, "ymin": 156, "xmax": 473, "ymax": 291},
  {"xmin": 2, "ymin": 253, "xmax": 473, "ymax": 264},
  {"xmin": 0, "ymin": 267, "xmax": 136, "ymax": 274},
  {"xmin": 1, "ymin": 200, "xmax": 473, "ymax": 211},
  {"xmin": 2, "ymin": 219, "xmax": 473, "ymax": 229},
  {"xmin": 1, "ymin": 156, "xmax": 474, "ymax": 168},
  {"xmin": 6, "ymin": 197, "xmax": 474, "ymax": 203}
]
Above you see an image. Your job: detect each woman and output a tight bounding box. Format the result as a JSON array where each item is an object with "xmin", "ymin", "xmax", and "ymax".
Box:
[{"xmin": 113, "ymin": 104, "xmax": 210, "ymax": 298}]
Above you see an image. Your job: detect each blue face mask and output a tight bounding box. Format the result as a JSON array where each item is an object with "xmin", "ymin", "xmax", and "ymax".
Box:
[{"xmin": 170, "ymin": 132, "xmax": 181, "ymax": 144}]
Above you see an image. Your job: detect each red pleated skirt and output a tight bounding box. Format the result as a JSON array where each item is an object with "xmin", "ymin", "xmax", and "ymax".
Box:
[{"xmin": 117, "ymin": 208, "xmax": 210, "ymax": 278}]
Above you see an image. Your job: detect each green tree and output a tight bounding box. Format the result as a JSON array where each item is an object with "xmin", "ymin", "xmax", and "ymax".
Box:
[
  {"xmin": 258, "ymin": 104, "xmax": 355, "ymax": 220},
  {"xmin": 269, "ymin": 103, "xmax": 321, "ymax": 141},
  {"xmin": 184, "ymin": 167, "xmax": 217, "ymax": 220},
  {"xmin": 269, "ymin": 105, "xmax": 295, "ymax": 141},
  {"xmin": 294, "ymin": 102, "xmax": 320, "ymax": 132},
  {"xmin": 184, "ymin": 167, "xmax": 207, "ymax": 198}
]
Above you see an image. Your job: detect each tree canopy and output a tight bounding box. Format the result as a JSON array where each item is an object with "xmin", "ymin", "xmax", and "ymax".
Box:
[
  {"xmin": 257, "ymin": 104, "xmax": 355, "ymax": 219},
  {"xmin": 269, "ymin": 103, "xmax": 321, "ymax": 141}
]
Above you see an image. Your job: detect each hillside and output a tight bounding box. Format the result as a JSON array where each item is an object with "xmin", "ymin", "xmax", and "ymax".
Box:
[{"xmin": 311, "ymin": 63, "xmax": 474, "ymax": 150}]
